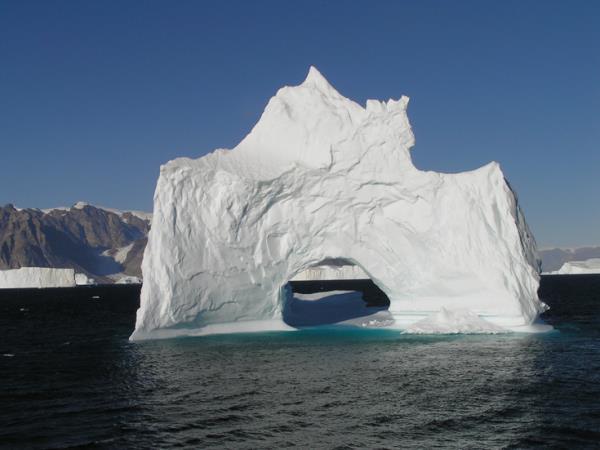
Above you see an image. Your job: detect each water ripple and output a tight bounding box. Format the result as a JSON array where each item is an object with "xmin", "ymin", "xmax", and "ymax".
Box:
[{"xmin": 1, "ymin": 277, "xmax": 600, "ymax": 448}]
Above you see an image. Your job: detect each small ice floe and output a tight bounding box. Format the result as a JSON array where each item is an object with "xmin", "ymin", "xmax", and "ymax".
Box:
[
  {"xmin": 20, "ymin": 308, "xmax": 28, "ymax": 312},
  {"xmin": 91, "ymin": 295, "xmax": 101, "ymax": 299},
  {"xmin": 3, "ymin": 353, "xmax": 15, "ymax": 357}
]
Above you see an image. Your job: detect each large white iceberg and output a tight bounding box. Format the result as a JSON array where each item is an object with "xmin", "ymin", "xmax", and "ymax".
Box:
[
  {"xmin": 0, "ymin": 267, "xmax": 76, "ymax": 289},
  {"xmin": 131, "ymin": 67, "xmax": 547, "ymax": 340},
  {"xmin": 552, "ymin": 258, "xmax": 600, "ymax": 275}
]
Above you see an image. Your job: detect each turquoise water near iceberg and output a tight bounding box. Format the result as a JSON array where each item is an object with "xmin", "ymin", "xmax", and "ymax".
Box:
[{"xmin": 1, "ymin": 276, "xmax": 600, "ymax": 448}]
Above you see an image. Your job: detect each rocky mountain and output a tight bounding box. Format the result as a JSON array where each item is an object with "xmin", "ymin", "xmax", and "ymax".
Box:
[
  {"xmin": 539, "ymin": 246, "xmax": 600, "ymax": 273},
  {"xmin": 0, "ymin": 202, "xmax": 151, "ymax": 283}
]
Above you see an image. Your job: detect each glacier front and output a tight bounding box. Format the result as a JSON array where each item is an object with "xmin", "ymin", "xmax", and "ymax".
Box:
[{"xmin": 131, "ymin": 67, "xmax": 547, "ymax": 340}]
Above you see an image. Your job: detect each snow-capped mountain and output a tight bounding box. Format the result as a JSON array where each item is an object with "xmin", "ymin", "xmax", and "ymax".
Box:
[{"xmin": 0, "ymin": 202, "xmax": 151, "ymax": 283}]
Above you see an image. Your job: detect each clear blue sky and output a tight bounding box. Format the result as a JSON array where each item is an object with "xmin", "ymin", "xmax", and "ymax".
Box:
[{"xmin": 0, "ymin": 0, "xmax": 598, "ymax": 247}]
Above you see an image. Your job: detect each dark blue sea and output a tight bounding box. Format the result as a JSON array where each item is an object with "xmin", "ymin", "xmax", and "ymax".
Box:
[{"xmin": 2, "ymin": 275, "xmax": 600, "ymax": 449}]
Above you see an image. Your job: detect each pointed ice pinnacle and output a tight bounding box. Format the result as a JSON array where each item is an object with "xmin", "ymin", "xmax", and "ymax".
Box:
[{"xmin": 302, "ymin": 66, "xmax": 334, "ymax": 89}]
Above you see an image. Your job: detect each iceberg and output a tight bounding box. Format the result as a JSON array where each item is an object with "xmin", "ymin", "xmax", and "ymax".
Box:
[
  {"xmin": 131, "ymin": 67, "xmax": 546, "ymax": 340},
  {"xmin": 0, "ymin": 267, "xmax": 76, "ymax": 289},
  {"xmin": 75, "ymin": 273, "xmax": 96, "ymax": 285},
  {"xmin": 552, "ymin": 258, "xmax": 600, "ymax": 275}
]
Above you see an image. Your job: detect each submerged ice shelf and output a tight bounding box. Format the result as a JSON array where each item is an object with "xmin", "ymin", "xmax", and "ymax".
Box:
[{"xmin": 131, "ymin": 67, "xmax": 547, "ymax": 340}]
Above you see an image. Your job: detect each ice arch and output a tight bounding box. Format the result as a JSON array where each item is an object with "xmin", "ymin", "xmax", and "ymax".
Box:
[{"xmin": 131, "ymin": 67, "xmax": 546, "ymax": 340}]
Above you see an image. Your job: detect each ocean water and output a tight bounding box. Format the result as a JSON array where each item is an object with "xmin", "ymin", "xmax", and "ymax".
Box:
[{"xmin": 1, "ymin": 276, "xmax": 600, "ymax": 449}]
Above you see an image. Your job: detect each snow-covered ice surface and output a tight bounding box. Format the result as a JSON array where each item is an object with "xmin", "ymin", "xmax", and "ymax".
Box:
[
  {"xmin": 552, "ymin": 258, "xmax": 600, "ymax": 275},
  {"xmin": 0, "ymin": 267, "xmax": 76, "ymax": 289},
  {"xmin": 102, "ymin": 243, "xmax": 134, "ymax": 265},
  {"xmin": 131, "ymin": 67, "xmax": 547, "ymax": 340}
]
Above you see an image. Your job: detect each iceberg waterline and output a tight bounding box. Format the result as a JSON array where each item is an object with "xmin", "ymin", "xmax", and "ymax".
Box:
[{"xmin": 131, "ymin": 67, "xmax": 547, "ymax": 340}]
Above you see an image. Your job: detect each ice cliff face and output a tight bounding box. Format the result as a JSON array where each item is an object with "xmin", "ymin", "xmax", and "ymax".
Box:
[
  {"xmin": 0, "ymin": 267, "xmax": 76, "ymax": 288},
  {"xmin": 131, "ymin": 67, "xmax": 546, "ymax": 340}
]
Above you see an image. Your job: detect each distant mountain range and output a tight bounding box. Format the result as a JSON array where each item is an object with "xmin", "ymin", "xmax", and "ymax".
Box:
[
  {"xmin": 0, "ymin": 202, "xmax": 151, "ymax": 283},
  {"xmin": 538, "ymin": 246, "xmax": 600, "ymax": 273}
]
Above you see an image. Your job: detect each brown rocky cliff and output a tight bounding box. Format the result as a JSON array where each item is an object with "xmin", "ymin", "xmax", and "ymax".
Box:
[{"xmin": 0, "ymin": 204, "xmax": 150, "ymax": 282}]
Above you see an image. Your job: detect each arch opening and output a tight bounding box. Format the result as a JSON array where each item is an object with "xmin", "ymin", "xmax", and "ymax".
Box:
[{"xmin": 282, "ymin": 258, "xmax": 393, "ymax": 328}]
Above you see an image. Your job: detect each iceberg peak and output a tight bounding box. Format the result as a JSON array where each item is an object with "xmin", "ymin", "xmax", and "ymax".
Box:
[
  {"xmin": 227, "ymin": 66, "xmax": 412, "ymax": 179},
  {"xmin": 302, "ymin": 66, "xmax": 334, "ymax": 90}
]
